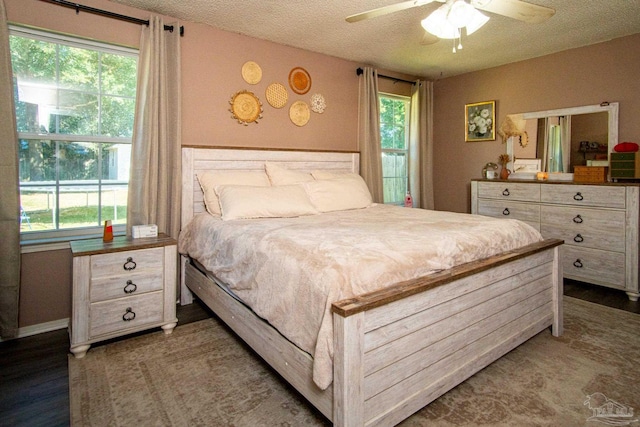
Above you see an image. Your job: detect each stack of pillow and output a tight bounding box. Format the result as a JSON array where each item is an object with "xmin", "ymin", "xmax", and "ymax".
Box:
[{"xmin": 196, "ymin": 162, "xmax": 373, "ymax": 220}]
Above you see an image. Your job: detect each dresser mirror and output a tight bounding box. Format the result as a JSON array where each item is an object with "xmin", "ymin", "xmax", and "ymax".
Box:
[{"xmin": 506, "ymin": 102, "xmax": 618, "ymax": 180}]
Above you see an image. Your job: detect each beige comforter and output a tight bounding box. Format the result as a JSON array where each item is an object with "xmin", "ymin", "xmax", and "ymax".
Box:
[{"xmin": 178, "ymin": 204, "xmax": 543, "ymax": 390}]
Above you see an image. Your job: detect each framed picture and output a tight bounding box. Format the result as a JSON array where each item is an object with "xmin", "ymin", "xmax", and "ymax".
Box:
[
  {"xmin": 465, "ymin": 100, "xmax": 495, "ymax": 142},
  {"xmin": 513, "ymin": 158, "xmax": 542, "ymax": 174}
]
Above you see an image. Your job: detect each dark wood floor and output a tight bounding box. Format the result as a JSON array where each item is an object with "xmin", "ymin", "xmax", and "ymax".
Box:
[{"xmin": 0, "ymin": 281, "xmax": 637, "ymax": 426}]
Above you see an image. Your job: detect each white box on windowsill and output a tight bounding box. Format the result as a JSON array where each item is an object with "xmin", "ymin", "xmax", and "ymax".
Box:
[{"xmin": 132, "ymin": 224, "xmax": 158, "ymax": 238}]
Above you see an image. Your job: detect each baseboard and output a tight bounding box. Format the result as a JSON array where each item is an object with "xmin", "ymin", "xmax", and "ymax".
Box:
[{"xmin": 0, "ymin": 318, "xmax": 69, "ymax": 342}]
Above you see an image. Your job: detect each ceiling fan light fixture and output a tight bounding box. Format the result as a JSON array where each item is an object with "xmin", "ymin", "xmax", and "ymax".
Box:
[
  {"xmin": 421, "ymin": 7, "xmax": 459, "ymax": 39},
  {"xmin": 422, "ymin": 0, "xmax": 490, "ymax": 41}
]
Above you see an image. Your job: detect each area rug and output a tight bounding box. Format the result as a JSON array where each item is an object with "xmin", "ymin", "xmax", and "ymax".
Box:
[{"xmin": 69, "ymin": 297, "xmax": 640, "ymax": 426}]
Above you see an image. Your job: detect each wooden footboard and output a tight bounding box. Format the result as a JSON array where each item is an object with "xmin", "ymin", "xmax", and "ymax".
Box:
[
  {"xmin": 183, "ymin": 238, "xmax": 563, "ymax": 427},
  {"xmin": 332, "ymin": 239, "xmax": 563, "ymax": 427}
]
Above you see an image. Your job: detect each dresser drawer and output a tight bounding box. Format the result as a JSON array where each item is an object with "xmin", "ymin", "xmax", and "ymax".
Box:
[
  {"xmin": 477, "ymin": 199, "xmax": 540, "ymax": 223},
  {"xmin": 90, "ymin": 271, "xmax": 164, "ymax": 302},
  {"xmin": 476, "ymin": 182, "xmax": 540, "ymax": 202},
  {"xmin": 541, "ymin": 224, "xmax": 625, "ymax": 253},
  {"xmin": 90, "ymin": 247, "xmax": 164, "ymax": 278},
  {"xmin": 540, "ymin": 184, "xmax": 626, "ymax": 208},
  {"xmin": 540, "ymin": 205, "xmax": 626, "ymax": 234},
  {"xmin": 90, "ymin": 291, "xmax": 164, "ymax": 338},
  {"xmin": 562, "ymin": 246, "xmax": 625, "ymax": 288}
]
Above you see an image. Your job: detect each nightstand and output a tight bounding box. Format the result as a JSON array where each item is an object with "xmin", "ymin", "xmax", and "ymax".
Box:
[{"xmin": 69, "ymin": 233, "xmax": 178, "ymax": 358}]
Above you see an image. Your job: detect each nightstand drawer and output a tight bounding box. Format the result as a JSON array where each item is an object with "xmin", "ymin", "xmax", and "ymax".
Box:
[
  {"xmin": 90, "ymin": 271, "xmax": 164, "ymax": 302},
  {"xmin": 90, "ymin": 291, "xmax": 164, "ymax": 337},
  {"xmin": 90, "ymin": 247, "xmax": 164, "ymax": 278}
]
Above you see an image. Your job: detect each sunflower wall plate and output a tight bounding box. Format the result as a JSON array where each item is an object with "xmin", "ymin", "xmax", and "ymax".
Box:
[{"xmin": 229, "ymin": 90, "xmax": 263, "ymax": 125}]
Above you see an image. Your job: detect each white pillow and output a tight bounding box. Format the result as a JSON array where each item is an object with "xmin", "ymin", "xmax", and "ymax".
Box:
[
  {"xmin": 302, "ymin": 175, "xmax": 373, "ymax": 212},
  {"xmin": 265, "ymin": 162, "xmax": 315, "ymax": 185},
  {"xmin": 215, "ymin": 185, "xmax": 318, "ymax": 220},
  {"xmin": 197, "ymin": 171, "xmax": 270, "ymax": 216}
]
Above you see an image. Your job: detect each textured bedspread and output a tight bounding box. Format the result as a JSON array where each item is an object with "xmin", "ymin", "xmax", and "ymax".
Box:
[{"xmin": 178, "ymin": 204, "xmax": 542, "ymax": 390}]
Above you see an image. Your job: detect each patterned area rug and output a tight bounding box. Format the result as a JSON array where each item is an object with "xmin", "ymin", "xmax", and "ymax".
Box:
[{"xmin": 69, "ymin": 297, "xmax": 640, "ymax": 426}]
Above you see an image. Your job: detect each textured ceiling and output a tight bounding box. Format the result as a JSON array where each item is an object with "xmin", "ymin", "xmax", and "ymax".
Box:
[{"xmin": 109, "ymin": 0, "xmax": 640, "ymax": 79}]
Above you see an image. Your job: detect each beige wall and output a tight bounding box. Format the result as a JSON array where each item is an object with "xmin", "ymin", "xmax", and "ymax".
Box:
[{"xmin": 433, "ymin": 33, "xmax": 640, "ymax": 213}]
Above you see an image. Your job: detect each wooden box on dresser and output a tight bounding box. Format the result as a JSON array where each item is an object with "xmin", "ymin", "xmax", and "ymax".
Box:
[
  {"xmin": 69, "ymin": 233, "xmax": 178, "ymax": 358},
  {"xmin": 471, "ymin": 180, "xmax": 640, "ymax": 301}
]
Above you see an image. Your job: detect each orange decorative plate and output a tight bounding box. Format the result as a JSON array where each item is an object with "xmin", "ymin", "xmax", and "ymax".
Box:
[{"xmin": 288, "ymin": 67, "xmax": 312, "ymax": 95}]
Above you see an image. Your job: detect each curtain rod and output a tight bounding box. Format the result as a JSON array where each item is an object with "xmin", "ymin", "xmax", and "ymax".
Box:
[
  {"xmin": 356, "ymin": 67, "xmax": 416, "ymax": 85},
  {"xmin": 38, "ymin": 0, "xmax": 184, "ymax": 36}
]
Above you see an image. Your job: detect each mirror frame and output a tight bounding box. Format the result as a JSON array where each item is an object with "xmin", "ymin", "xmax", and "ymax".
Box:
[{"xmin": 506, "ymin": 102, "xmax": 619, "ymax": 180}]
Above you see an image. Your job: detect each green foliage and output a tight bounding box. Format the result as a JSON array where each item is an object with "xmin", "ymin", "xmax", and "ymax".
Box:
[{"xmin": 380, "ymin": 96, "xmax": 407, "ymax": 150}]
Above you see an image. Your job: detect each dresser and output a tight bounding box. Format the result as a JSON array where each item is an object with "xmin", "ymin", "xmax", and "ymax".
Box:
[
  {"xmin": 471, "ymin": 180, "xmax": 640, "ymax": 301},
  {"xmin": 69, "ymin": 234, "xmax": 178, "ymax": 358}
]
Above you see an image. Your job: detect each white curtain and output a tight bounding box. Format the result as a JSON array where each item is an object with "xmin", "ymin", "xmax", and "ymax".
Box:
[
  {"xmin": 357, "ymin": 67, "xmax": 384, "ymax": 203},
  {"xmin": 127, "ymin": 16, "xmax": 182, "ymax": 240},
  {"xmin": 0, "ymin": 0, "xmax": 21, "ymax": 339},
  {"xmin": 559, "ymin": 115, "xmax": 571, "ymax": 172},
  {"xmin": 408, "ymin": 80, "xmax": 434, "ymax": 209}
]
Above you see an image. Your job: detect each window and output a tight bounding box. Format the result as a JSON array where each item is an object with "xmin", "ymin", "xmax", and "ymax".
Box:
[
  {"xmin": 10, "ymin": 27, "xmax": 138, "ymax": 241},
  {"xmin": 379, "ymin": 94, "xmax": 410, "ymax": 205}
]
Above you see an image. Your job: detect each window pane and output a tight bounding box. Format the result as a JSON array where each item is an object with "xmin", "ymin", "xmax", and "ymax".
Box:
[
  {"xmin": 101, "ymin": 96, "xmax": 135, "ymax": 137},
  {"xmin": 100, "ymin": 186, "xmax": 128, "ymax": 225},
  {"xmin": 20, "ymin": 187, "xmax": 56, "ymax": 232},
  {"xmin": 56, "ymin": 90, "xmax": 99, "ymax": 135},
  {"xmin": 19, "ymin": 139, "xmax": 55, "ymax": 182},
  {"xmin": 101, "ymin": 53, "xmax": 137, "ymax": 97},
  {"xmin": 382, "ymin": 152, "xmax": 407, "ymax": 204},
  {"xmin": 58, "ymin": 141, "xmax": 99, "ymax": 180},
  {"xmin": 59, "ymin": 45, "xmax": 98, "ymax": 92}
]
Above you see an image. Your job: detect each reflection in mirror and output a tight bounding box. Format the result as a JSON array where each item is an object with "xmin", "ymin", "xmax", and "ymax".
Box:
[{"xmin": 506, "ymin": 103, "xmax": 618, "ymax": 180}]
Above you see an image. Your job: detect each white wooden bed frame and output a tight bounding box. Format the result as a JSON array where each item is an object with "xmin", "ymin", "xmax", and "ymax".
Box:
[{"xmin": 180, "ymin": 146, "xmax": 564, "ymax": 427}]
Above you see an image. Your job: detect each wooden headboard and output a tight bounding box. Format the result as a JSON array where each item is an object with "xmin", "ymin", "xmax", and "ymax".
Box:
[{"xmin": 181, "ymin": 147, "xmax": 360, "ymax": 229}]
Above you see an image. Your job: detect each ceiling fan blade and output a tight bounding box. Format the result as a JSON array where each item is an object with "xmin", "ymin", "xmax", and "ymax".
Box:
[
  {"xmin": 420, "ymin": 32, "xmax": 439, "ymax": 45},
  {"xmin": 473, "ymin": 0, "xmax": 555, "ymax": 23},
  {"xmin": 346, "ymin": 0, "xmax": 439, "ymax": 23}
]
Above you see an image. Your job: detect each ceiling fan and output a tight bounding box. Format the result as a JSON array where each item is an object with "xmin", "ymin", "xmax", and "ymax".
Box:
[{"xmin": 347, "ymin": 0, "xmax": 555, "ymax": 50}]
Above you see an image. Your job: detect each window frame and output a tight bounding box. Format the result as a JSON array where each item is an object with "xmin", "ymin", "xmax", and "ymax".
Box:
[
  {"xmin": 10, "ymin": 25, "xmax": 138, "ymax": 244},
  {"xmin": 379, "ymin": 92, "xmax": 411, "ymax": 205}
]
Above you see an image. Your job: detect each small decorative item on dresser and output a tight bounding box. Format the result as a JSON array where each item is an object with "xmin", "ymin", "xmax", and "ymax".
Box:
[
  {"xmin": 482, "ymin": 162, "xmax": 498, "ymax": 179},
  {"xmin": 102, "ymin": 220, "xmax": 113, "ymax": 242},
  {"xmin": 573, "ymin": 166, "xmax": 608, "ymax": 183},
  {"xmin": 498, "ymin": 153, "xmax": 511, "ymax": 179}
]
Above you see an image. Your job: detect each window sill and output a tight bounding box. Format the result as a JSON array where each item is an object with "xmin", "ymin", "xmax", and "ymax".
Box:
[{"xmin": 20, "ymin": 232, "xmax": 127, "ymax": 254}]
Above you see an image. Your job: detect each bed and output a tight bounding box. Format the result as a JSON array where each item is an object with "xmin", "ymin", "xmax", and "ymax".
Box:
[{"xmin": 179, "ymin": 146, "xmax": 563, "ymax": 427}]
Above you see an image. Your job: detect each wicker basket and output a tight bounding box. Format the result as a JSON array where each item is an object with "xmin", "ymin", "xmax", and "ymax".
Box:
[{"xmin": 573, "ymin": 166, "xmax": 608, "ymax": 183}]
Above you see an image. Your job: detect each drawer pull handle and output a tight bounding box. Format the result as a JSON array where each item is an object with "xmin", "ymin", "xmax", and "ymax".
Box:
[
  {"xmin": 573, "ymin": 234, "xmax": 584, "ymax": 243},
  {"xmin": 502, "ymin": 208, "xmax": 510, "ymax": 216},
  {"xmin": 123, "ymin": 257, "xmax": 137, "ymax": 271},
  {"xmin": 573, "ymin": 215, "xmax": 583, "ymax": 224},
  {"xmin": 123, "ymin": 280, "xmax": 137, "ymax": 294},
  {"xmin": 502, "ymin": 189, "xmax": 510, "ymax": 196},
  {"xmin": 122, "ymin": 307, "xmax": 136, "ymax": 322},
  {"xmin": 573, "ymin": 192, "xmax": 584, "ymax": 201},
  {"xmin": 573, "ymin": 259, "xmax": 584, "ymax": 268}
]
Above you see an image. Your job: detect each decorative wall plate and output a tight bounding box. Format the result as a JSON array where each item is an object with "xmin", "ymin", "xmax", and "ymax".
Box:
[
  {"xmin": 289, "ymin": 101, "xmax": 310, "ymax": 126},
  {"xmin": 288, "ymin": 67, "xmax": 311, "ymax": 94},
  {"xmin": 241, "ymin": 61, "xmax": 262, "ymax": 85},
  {"xmin": 310, "ymin": 93, "xmax": 326, "ymax": 113},
  {"xmin": 265, "ymin": 83, "xmax": 288, "ymax": 108},
  {"xmin": 229, "ymin": 90, "xmax": 263, "ymax": 125}
]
